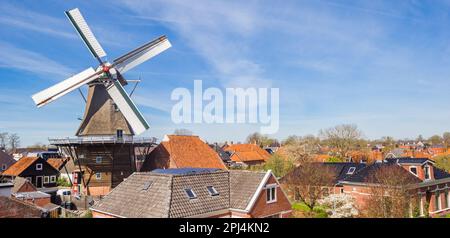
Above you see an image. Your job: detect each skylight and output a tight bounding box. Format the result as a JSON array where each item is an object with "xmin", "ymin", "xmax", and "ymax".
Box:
[
  {"xmin": 142, "ymin": 181, "xmax": 153, "ymax": 191},
  {"xmin": 206, "ymin": 186, "xmax": 219, "ymax": 196},
  {"xmin": 185, "ymin": 188, "xmax": 197, "ymax": 199},
  {"xmin": 347, "ymin": 167, "xmax": 356, "ymax": 175}
]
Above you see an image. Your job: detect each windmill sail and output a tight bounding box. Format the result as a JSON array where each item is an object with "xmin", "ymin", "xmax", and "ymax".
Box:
[
  {"xmin": 105, "ymin": 80, "xmax": 149, "ymax": 135},
  {"xmin": 65, "ymin": 8, "xmax": 107, "ymax": 60},
  {"xmin": 113, "ymin": 36, "xmax": 171, "ymax": 74},
  {"xmin": 32, "ymin": 67, "xmax": 100, "ymax": 107}
]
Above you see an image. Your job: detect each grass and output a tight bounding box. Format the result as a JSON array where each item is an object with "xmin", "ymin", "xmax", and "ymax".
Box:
[{"xmin": 292, "ymin": 202, "xmax": 328, "ymax": 218}]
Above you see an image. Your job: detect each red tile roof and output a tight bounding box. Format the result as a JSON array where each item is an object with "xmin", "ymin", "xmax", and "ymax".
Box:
[
  {"xmin": 2, "ymin": 157, "xmax": 39, "ymax": 176},
  {"xmin": 224, "ymin": 144, "xmax": 270, "ymax": 162},
  {"xmin": 146, "ymin": 135, "xmax": 227, "ymax": 170},
  {"xmin": 46, "ymin": 158, "xmax": 66, "ymax": 170}
]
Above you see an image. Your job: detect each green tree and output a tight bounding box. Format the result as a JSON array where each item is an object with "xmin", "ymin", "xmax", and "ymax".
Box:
[
  {"xmin": 443, "ymin": 132, "xmax": 450, "ymax": 148},
  {"xmin": 264, "ymin": 153, "xmax": 294, "ymax": 177},
  {"xmin": 434, "ymin": 155, "xmax": 450, "ymax": 172},
  {"xmin": 428, "ymin": 135, "xmax": 443, "ymax": 145}
]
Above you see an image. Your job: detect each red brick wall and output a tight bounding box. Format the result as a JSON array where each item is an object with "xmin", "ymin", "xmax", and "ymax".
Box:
[{"xmin": 249, "ymin": 175, "xmax": 292, "ymax": 218}]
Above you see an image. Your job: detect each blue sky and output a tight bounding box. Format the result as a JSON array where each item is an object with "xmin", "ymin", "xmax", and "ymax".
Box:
[{"xmin": 2, "ymin": 0, "xmax": 450, "ymax": 146}]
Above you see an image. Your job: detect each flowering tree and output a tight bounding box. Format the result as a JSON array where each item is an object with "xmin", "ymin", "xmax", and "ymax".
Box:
[{"xmin": 318, "ymin": 194, "xmax": 358, "ymax": 218}]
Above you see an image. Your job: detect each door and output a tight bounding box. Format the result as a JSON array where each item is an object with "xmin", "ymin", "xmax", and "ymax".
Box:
[{"xmin": 36, "ymin": 176, "xmax": 43, "ymax": 188}]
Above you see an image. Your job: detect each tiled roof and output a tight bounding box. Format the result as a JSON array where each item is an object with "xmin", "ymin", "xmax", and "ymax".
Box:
[
  {"xmin": 433, "ymin": 167, "xmax": 450, "ymax": 180},
  {"xmin": 142, "ymin": 135, "xmax": 227, "ymax": 170},
  {"xmin": 229, "ymin": 170, "xmax": 266, "ymax": 210},
  {"xmin": 169, "ymin": 171, "xmax": 230, "ymax": 218},
  {"xmin": 385, "ymin": 157, "xmax": 433, "ymax": 164},
  {"xmin": 0, "ymin": 150, "xmax": 15, "ymax": 171},
  {"xmin": 2, "ymin": 157, "xmax": 39, "ymax": 176},
  {"xmin": 46, "ymin": 158, "xmax": 66, "ymax": 170},
  {"xmin": 92, "ymin": 170, "xmax": 270, "ymax": 217},
  {"xmin": 322, "ymin": 162, "xmax": 367, "ymax": 183},
  {"xmin": 224, "ymin": 144, "xmax": 270, "ymax": 162},
  {"xmin": 341, "ymin": 163, "xmax": 421, "ymax": 184},
  {"xmin": 91, "ymin": 172, "xmax": 173, "ymax": 218},
  {"xmin": 12, "ymin": 177, "xmax": 37, "ymax": 194}
]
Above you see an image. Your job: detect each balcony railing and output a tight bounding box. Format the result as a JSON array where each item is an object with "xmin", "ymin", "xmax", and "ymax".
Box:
[{"xmin": 49, "ymin": 136, "xmax": 157, "ymax": 145}]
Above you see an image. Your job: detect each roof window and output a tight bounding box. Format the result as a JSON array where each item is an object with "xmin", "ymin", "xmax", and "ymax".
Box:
[
  {"xmin": 185, "ymin": 188, "xmax": 197, "ymax": 199},
  {"xmin": 347, "ymin": 167, "xmax": 356, "ymax": 175},
  {"xmin": 206, "ymin": 186, "xmax": 219, "ymax": 196}
]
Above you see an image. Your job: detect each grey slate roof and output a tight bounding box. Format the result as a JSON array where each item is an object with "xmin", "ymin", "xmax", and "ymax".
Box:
[
  {"xmin": 341, "ymin": 163, "xmax": 422, "ymax": 184},
  {"xmin": 92, "ymin": 170, "xmax": 269, "ymax": 217},
  {"xmin": 0, "ymin": 150, "xmax": 15, "ymax": 171},
  {"xmin": 385, "ymin": 157, "xmax": 433, "ymax": 164},
  {"xmin": 230, "ymin": 170, "xmax": 266, "ymax": 210}
]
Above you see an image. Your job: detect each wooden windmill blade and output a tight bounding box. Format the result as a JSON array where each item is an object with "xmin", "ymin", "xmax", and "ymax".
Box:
[
  {"xmin": 32, "ymin": 67, "xmax": 101, "ymax": 107},
  {"xmin": 112, "ymin": 35, "xmax": 171, "ymax": 74},
  {"xmin": 65, "ymin": 8, "xmax": 107, "ymax": 62},
  {"xmin": 105, "ymin": 80, "xmax": 150, "ymax": 135}
]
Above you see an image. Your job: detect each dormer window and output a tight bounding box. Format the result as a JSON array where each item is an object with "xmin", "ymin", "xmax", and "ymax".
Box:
[
  {"xmin": 1, "ymin": 164, "xmax": 6, "ymax": 171},
  {"xmin": 185, "ymin": 188, "xmax": 197, "ymax": 199},
  {"xmin": 424, "ymin": 165, "xmax": 431, "ymax": 180},
  {"xmin": 347, "ymin": 167, "xmax": 356, "ymax": 175},
  {"xmin": 36, "ymin": 163, "xmax": 43, "ymax": 171},
  {"xmin": 409, "ymin": 167, "xmax": 418, "ymax": 176},
  {"xmin": 206, "ymin": 186, "xmax": 219, "ymax": 196},
  {"xmin": 266, "ymin": 184, "xmax": 277, "ymax": 203}
]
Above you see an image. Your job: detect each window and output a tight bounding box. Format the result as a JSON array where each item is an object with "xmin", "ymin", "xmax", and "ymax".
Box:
[
  {"xmin": 50, "ymin": 176, "xmax": 56, "ymax": 183},
  {"xmin": 435, "ymin": 191, "xmax": 441, "ymax": 211},
  {"xmin": 340, "ymin": 188, "xmax": 345, "ymax": 194},
  {"xmin": 266, "ymin": 184, "xmax": 277, "ymax": 203},
  {"xmin": 96, "ymin": 156, "xmax": 102, "ymax": 164},
  {"xmin": 96, "ymin": 173, "xmax": 101, "ymax": 180},
  {"xmin": 1, "ymin": 164, "xmax": 6, "ymax": 171},
  {"xmin": 409, "ymin": 167, "xmax": 418, "ymax": 176},
  {"xmin": 424, "ymin": 166, "xmax": 431, "ymax": 180},
  {"xmin": 206, "ymin": 186, "xmax": 219, "ymax": 196},
  {"xmin": 347, "ymin": 167, "xmax": 356, "ymax": 175},
  {"xmin": 117, "ymin": 129, "xmax": 123, "ymax": 139},
  {"xmin": 36, "ymin": 163, "xmax": 43, "ymax": 171},
  {"xmin": 142, "ymin": 181, "xmax": 153, "ymax": 191},
  {"xmin": 44, "ymin": 176, "xmax": 49, "ymax": 184},
  {"xmin": 185, "ymin": 188, "xmax": 197, "ymax": 199}
]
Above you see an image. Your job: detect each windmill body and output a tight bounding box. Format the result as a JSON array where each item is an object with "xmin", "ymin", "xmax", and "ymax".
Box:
[{"xmin": 33, "ymin": 8, "xmax": 171, "ymax": 196}]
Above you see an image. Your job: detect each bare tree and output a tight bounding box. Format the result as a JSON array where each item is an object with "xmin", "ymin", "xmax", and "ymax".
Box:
[
  {"xmin": 319, "ymin": 124, "xmax": 363, "ymax": 159},
  {"xmin": 246, "ymin": 132, "xmax": 277, "ymax": 147},
  {"xmin": 173, "ymin": 129, "xmax": 193, "ymax": 136},
  {"xmin": 443, "ymin": 132, "xmax": 450, "ymax": 148},
  {"xmin": 283, "ymin": 162, "xmax": 336, "ymax": 212},
  {"xmin": 0, "ymin": 132, "xmax": 8, "ymax": 150},
  {"xmin": 362, "ymin": 164, "xmax": 418, "ymax": 218},
  {"xmin": 8, "ymin": 133, "xmax": 20, "ymax": 153}
]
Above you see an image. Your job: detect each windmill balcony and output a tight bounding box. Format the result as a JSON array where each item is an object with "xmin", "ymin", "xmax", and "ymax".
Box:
[{"xmin": 48, "ymin": 136, "xmax": 157, "ymax": 146}]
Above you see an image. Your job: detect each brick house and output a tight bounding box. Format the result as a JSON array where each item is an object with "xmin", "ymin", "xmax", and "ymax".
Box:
[
  {"xmin": 90, "ymin": 169, "xmax": 292, "ymax": 218},
  {"xmin": 2, "ymin": 157, "xmax": 60, "ymax": 188},
  {"xmin": 223, "ymin": 144, "xmax": 271, "ymax": 166},
  {"xmin": 140, "ymin": 135, "xmax": 227, "ymax": 171},
  {"xmin": 283, "ymin": 158, "xmax": 450, "ymax": 217}
]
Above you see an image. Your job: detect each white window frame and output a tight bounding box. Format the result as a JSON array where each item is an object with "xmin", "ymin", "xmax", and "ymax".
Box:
[
  {"xmin": 36, "ymin": 163, "xmax": 43, "ymax": 171},
  {"xmin": 266, "ymin": 184, "xmax": 277, "ymax": 204},
  {"xmin": 347, "ymin": 167, "xmax": 356, "ymax": 175},
  {"xmin": 96, "ymin": 156, "xmax": 102, "ymax": 164},
  {"xmin": 50, "ymin": 175, "xmax": 56, "ymax": 183},
  {"xmin": 95, "ymin": 173, "xmax": 102, "ymax": 180},
  {"xmin": 44, "ymin": 176, "xmax": 50, "ymax": 184},
  {"xmin": 185, "ymin": 188, "xmax": 197, "ymax": 199},
  {"xmin": 206, "ymin": 186, "xmax": 219, "ymax": 196},
  {"xmin": 409, "ymin": 166, "xmax": 418, "ymax": 176}
]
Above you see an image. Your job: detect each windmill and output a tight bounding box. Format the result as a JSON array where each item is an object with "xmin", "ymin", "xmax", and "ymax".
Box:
[
  {"xmin": 35, "ymin": 8, "xmax": 171, "ymax": 196},
  {"xmin": 31, "ymin": 8, "xmax": 171, "ymax": 135}
]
